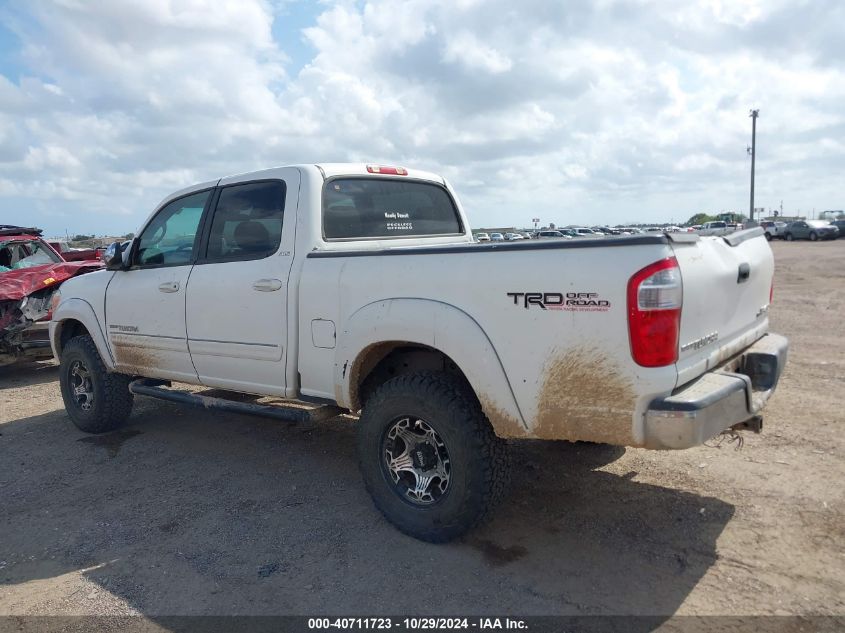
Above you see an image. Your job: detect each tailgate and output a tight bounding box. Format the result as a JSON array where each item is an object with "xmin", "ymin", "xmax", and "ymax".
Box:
[{"xmin": 671, "ymin": 228, "xmax": 774, "ymax": 387}]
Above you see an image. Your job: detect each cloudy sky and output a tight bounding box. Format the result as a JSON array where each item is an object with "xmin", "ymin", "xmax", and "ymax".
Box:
[{"xmin": 0, "ymin": 0, "xmax": 843, "ymax": 236}]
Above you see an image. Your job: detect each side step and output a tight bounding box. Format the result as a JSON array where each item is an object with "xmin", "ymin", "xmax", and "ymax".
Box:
[{"xmin": 128, "ymin": 379, "xmax": 344, "ymax": 423}]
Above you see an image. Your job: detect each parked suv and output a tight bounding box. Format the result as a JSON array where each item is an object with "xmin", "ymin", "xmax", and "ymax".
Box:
[
  {"xmin": 784, "ymin": 220, "xmax": 839, "ymax": 241},
  {"xmin": 535, "ymin": 230, "xmax": 570, "ymax": 239}
]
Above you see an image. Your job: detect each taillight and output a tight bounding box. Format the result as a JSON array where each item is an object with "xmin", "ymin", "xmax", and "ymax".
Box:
[
  {"xmin": 366, "ymin": 164, "xmax": 408, "ymax": 175},
  {"xmin": 627, "ymin": 257, "xmax": 682, "ymax": 367}
]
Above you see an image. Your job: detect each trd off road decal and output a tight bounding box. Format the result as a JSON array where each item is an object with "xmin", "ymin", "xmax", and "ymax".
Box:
[{"xmin": 506, "ymin": 292, "xmax": 611, "ymax": 312}]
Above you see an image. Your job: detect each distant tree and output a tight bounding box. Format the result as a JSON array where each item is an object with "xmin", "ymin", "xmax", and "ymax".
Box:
[
  {"xmin": 72, "ymin": 234, "xmax": 94, "ymax": 241},
  {"xmin": 123, "ymin": 232, "xmax": 135, "ymax": 239},
  {"xmin": 549, "ymin": 222, "xmax": 556, "ymax": 229},
  {"xmin": 686, "ymin": 213, "xmax": 715, "ymax": 226}
]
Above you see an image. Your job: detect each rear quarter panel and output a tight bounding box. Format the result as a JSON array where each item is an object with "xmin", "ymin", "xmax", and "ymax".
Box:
[{"xmin": 299, "ymin": 239, "xmax": 678, "ymax": 446}]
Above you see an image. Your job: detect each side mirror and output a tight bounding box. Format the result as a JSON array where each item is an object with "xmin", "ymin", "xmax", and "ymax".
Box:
[
  {"xmin": 122, "ymin": 239, "xmax": 137, "ymax": 267},
  {"xmin": 103, "ymin": 241, "xmax": 126, "ymax": 271}
]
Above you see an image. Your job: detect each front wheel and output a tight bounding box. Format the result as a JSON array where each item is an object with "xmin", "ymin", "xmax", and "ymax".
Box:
[
  {"xmin": 765, "ymin": 232, "xmax": 772, "ymax": 241},
  {"xmin": 59, "ymin": 335, "xmax": 134, "ymax": 433},
  {"xmin": 809, "ymin": 231, "xmax": 818, "ymax": 241},
  {"xmin": 785, "ymin": 233, "xmax": 794, "ymax": 241},
  {"xmin": 356, "ymin": 371, "xmax": 510, "ymax": 542}
]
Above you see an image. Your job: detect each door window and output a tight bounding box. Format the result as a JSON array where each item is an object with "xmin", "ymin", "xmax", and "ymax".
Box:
[
  {"xmin": 203, "ymin": 180, "xmax": 286, "ymax": 262},
  {"xmin": 136, "ymin": 190, "xmax": 210, "ymax": 267}
]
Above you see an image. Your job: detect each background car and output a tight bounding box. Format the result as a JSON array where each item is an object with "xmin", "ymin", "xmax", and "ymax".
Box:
[
  {"xmin": 0, "ymin": 225, "xmax": 102, "ymax": 366},
  {"xmin": 784, "ymin": 220, "xmax": 839, "ymax": 241},
  {"xmin": 475, "ymin": 232, "xmax": 490, "ymax": 242},
  {"xmin": 570, "ymin": 227, "xmax": 600, "ymax": 237},
  {"xmin": 503, "ymin": 232, "xmax": 523, "ymax": 240},
  {"xmin": 47, "ymin": 240, "xmax": 103, "ymax": 261},
  {"xmin": 760, "ymin": 221, "xmax": 788, "ymax": 241},
  {"xmin": 490, "ymin": 232, "xmax": 504, "ymax": 242},
  {"xmin": 830, "ymin": 219, "xmax": 845, "ymax": 238},
  {"xmin": 535, "ymin": 230, "xmax": 571, "ymax": 239}
]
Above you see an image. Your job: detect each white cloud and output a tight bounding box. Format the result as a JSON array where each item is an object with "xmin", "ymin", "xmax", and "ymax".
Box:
[
  {"xmin": 0, "ymin": 0, "xmax": 843, "ymax": 235},
  {"xmin": 442, "ymin": 31, "xmax": 513, "ymax": 74}
]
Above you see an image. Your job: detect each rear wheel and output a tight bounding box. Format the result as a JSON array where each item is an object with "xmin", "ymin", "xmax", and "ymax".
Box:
[
  {"xmin": 764, "ymin": 232, "xmax": 772, "ymax": 241},
  {"xmin": 357, "ymin": 371, "xmax": 510, "ymax": 542},
  {"xmin": 809, "ymin": 231, "xmax": 818, "ymax": 241},
  {"xmin": 785, "ymin": 233, "xmax": 794, "ymax": 241},
  {"xmin": 59, "ymin": 335, "xmax": 134, "ymax": 433}
]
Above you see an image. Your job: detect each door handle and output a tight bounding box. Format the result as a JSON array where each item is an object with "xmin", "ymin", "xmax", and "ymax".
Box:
[
  {"xmin": 253, "ymin": 278, "xmax": 283, "ymax": 292},
  {"xmin": 158, "ymin": 281, "xmax": 180, "ymax": 293}
]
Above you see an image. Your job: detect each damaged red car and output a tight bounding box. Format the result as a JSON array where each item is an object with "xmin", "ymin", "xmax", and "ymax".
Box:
[{"xmin": 0, "ymin": 225, "xmax": 102, "ymax": 366}]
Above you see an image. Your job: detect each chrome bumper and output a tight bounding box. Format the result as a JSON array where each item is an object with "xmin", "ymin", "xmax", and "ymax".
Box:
[{"xmin": 645, "ymin": 333, "xmax": 789, "ymax": 449}]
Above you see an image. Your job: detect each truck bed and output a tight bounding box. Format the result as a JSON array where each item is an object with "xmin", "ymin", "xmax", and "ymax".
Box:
[{"xmin": 298, "ymin": 229, "xmax": 775, "ymax": 447}]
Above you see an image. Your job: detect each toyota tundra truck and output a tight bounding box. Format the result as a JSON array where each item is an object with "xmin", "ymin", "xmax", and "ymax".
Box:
[{"xmin": 49, "ymin": 163, "xmax": 788, "ymax": 541}]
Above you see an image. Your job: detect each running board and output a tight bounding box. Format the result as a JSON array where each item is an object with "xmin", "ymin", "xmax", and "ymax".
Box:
[{"xmin": 128, "ymin": 379, "xmax": 344, "ymax": 423}]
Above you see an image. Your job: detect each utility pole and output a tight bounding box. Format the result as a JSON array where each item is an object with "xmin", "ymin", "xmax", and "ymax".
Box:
[{"xmin": 748, "ymin": 109, "xmax": 759, "ymax": 221}]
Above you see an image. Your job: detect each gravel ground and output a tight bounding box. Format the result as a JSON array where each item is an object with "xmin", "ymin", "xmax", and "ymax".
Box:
[{"xmin": 0, "ymin": 240, "xmax": 843, "ymax": 622}]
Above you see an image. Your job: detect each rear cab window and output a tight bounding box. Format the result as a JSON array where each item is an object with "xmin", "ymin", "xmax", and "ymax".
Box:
[{"xmin": 323, "ymin": 178, "xmax": 463, "ymax": 240}]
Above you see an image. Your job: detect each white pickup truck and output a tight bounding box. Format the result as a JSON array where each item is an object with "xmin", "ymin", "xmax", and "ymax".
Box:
[
  {"xmin": 696, "ymin": 221, "xmax": 737, "ymax": 237},
  {"xmin": 49, "ymin": 163, "xmax": 788, "ymax": 541}
]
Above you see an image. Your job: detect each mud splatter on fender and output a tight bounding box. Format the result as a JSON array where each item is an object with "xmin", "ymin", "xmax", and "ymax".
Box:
[
  {"xmin": 479, "ymin": 396, "xmax": 528, "ymax": 439},
  {"xmin": 112, "ymin": 342, "xmax": 159, "ymax": 376},
  {"xmin": 532, "ymin": 348, "xmax": 640, "ymax": 446}
]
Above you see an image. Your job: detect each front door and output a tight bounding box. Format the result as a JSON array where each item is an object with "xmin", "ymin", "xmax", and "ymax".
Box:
[
  {"xmin": 106, "ymin": 188, "xmax": 212, "ymax": 382},
  {"xmin": 185, "ymin": 172, "xmax": 299, "ymax": 396}
]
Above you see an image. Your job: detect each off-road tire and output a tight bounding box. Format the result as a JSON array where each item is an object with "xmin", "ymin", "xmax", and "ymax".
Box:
[
  {"xmin": 59, "ymin": 335, "xmax": 134, "ymax": 433},
  {"xmin": 357, "ymin": 371, "xmax": 510, "ymax": 542}
]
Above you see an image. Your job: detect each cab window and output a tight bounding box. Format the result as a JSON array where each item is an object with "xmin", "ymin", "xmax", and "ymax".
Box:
[
  {"xmin": 323, "ymin": 178, "xmax": 462, "ymax": 240},
  {"xmin": 204, "ymin": 181, "xmax": 286, "ymax": 262},
  {"xmin": 136, "ymin": 190, "xmax": 210, "ymax": 267}
]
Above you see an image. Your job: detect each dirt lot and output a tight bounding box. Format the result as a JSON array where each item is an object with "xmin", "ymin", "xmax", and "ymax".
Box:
[{"xmin": 1, "ymin": 240, "xmax": 843, "ymax": 621}]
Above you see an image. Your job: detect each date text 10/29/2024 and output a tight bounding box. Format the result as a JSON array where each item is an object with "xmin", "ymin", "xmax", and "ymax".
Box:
[{"xmin": 308, "ymin": 618, "xmax": 528, "ymax": 630}]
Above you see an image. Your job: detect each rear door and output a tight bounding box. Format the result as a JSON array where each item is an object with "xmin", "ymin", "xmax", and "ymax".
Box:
[
  {"xmin": 185, "ymin": 172, "xmax": 299, "ymax": 396},
  {"xmin": 671, "ymin": 230, "xmax": 774, "ymax": 386}
]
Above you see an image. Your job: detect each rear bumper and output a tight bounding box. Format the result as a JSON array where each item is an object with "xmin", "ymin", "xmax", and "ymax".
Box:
[{"xmin": 644, "ymin": 333, "xmax": 789, "ymax": 449}]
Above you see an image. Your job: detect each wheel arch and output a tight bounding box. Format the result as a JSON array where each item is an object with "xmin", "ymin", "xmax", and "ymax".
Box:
[
  {"xmin": 50, "ymin": 298, "xmax": 114, "ymax": 369},
  {"xmin": 336, "ymin": 299, "xmax": 528, "ymax": 437}
]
